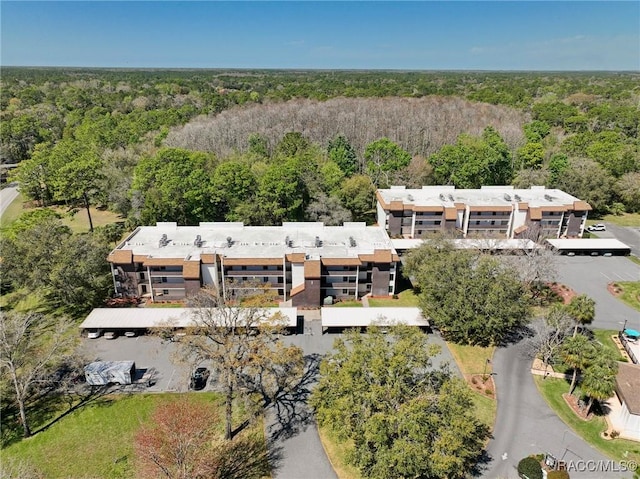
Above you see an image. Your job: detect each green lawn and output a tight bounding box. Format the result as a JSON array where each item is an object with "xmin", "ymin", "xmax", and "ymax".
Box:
[
  {"xmin": 593, "ymin": 329, "xmax": 628, "ymax": 362},
  {"xmin": 470, "ymin": 391, "xmax": 497, "ymax": 430},
  {"xmin": 331, "ymin": 300, "xmax": 364, "ymax": 307},
  {"xmin": 611, "ymin": 281, "xmax": 640, "ymax": 312},
  {"xmin": 1, "ymin": 393, "xmax": 224, "ymax": 479},
  {"xmin": 534, "ymin": 376, "xmax": 640, "ymax": 464},
  {"xmin": 368, "ymin": 289, "xmax": 420, "ymax": 307},
  {"xmin": 599, "ymin": 212, "xmax": 640, "ymax": 227},
  {"xmin": 0, "ymin": 191, "xmax": 26, "ymax": 226},
  {"xmin": 446, "ymin": 342, "xmax": 496, "ymax": 377},
  {"xmin": 317, "ymin": 426, "xmax": 363, "ymax": 479}
]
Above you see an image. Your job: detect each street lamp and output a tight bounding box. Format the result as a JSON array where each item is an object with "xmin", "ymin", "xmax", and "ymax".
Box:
[
  {"xmin": 482, "ymin": 358, "xmax": 491, "ymax": 381},
  {"xmin": 620, "ymin": 319, "xmax": 628, "ymax": 333}
]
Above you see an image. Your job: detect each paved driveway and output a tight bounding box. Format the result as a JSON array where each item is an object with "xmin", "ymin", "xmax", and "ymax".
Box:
[
  {"xmin": 602, "ymin": 222, "xmax": 640, "ymax": 257},
  {"xmin": 483, "ymin": 338, "xmax": 634, "ymax": 479},
  {"xmin": 553, "ymin": 256, "xmax": 640, "ymax": 331},
  {"xmin": 0, "ymin": 183, "xmax": 19, "ymax": 217}
]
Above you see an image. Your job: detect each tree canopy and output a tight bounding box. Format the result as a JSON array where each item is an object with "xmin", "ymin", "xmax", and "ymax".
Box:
[
  {"xmin": 311, "ymin": 326, "xmax": 489, "ymax": 479},
  {"xmin": 403, "ymin": 239, "xmax": 530, "ymax": 346}
]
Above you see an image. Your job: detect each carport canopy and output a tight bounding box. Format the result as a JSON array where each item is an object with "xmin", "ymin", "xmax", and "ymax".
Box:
[
  {"xmin": 321, "ymin": 307, "xmax": 428, "ymax": 328},
  {"xmin": 79, "ymin": 307, "xmax": 298, "ymax": 330},
  {"xmin": 546, "ymin": 238, "xmax": 631, "ymax": 254}
]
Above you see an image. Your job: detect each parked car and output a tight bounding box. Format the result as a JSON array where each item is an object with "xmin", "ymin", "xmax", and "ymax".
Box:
[
  {"xmin": 87, "ymin": 329, "xmax": 102, "ymax": 339},
  {"xmin": 104, "ymin": 331, "xmax": 118, "ymax": 340},
  {"xmin": 189, "ymin": 367, "xmax": 210, "ymax": 391},
  {"xmin": 124, "ymin": 330, "xmax": 137, "ymax": 338},
  {"xmin": 587, "ymin": 224, "xmax": 606, "ymax": 232}
]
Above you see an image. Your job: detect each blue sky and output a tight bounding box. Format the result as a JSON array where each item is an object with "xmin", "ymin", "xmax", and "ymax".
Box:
[{"xmin": 1, "ymin": 1, "xmax": 638, "ymax": 70}]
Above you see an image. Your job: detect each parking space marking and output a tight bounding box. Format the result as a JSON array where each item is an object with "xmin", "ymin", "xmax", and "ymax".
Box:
[{"xmin": 600, "ymin": 272, "xmax": 612, "ymax": 281}]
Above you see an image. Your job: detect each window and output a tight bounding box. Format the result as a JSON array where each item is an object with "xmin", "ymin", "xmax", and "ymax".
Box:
[
  {"xmin": 342, "ymin": 289, "xmax": 348, "ymax": 294},
  {"xmin": 343, "ymin": 276, "xmax": 349, "ymax": 282},
  {"xmin": 161, "ymin": 277, "xmax": 168, "ymax": 283},
  {"xmin": 263, "ymin": 266, "xmax": 268, "ymax": 270},
  {"xmin": 139, "ymin": 273, "xmax": 145, "ymax": 280},
  {"xmin": 242, "ymin": 277, "xmax": 247, "ymax": 281},
  {"xmin": 263, "ymin": 277, "xmax": 269, "ymax": 283},
  {"xmin": 162, "ymin": 289, "xmax": 169, "ymax": 295},
  {"xmin": 277, "ymin": 277, "xmax": 283, "ymax": 284},
  {"xmin": 241, "ymin": 266, "xmax": 247, "ymax": 270}
]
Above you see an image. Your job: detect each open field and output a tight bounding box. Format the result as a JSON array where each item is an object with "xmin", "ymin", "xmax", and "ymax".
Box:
[
  {"xmin": 534, "ymin": 376, "xmax": 640, "ymax": 464},
  {"xmin": 1, "ymin": 393, "xmax": 226, "ymax": 479},
  {"xmin": 600, "ymin": 213, "xmax": 640, "ymax": 227}
]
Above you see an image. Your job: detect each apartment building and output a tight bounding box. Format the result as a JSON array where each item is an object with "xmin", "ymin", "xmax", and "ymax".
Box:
[
  {"xmin": 376, "ymin": 186, "xmax": 591, "ymax": 240},
  {"xmin": 107, "ymin": 222, "xmax": 399, "ymax": 307}
]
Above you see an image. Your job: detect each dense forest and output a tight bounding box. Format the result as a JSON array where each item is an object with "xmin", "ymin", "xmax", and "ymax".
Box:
[{"xmin": 2, "ymin": 68, "xmax": 639, "ymax": 231}]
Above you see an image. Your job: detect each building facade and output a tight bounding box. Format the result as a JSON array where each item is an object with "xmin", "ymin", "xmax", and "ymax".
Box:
[
  {"xmin": 376, "ymin": 185, "xmax": 591, "ymax": 240},
  {"xmin": 107, "ymin": 222, "xmax": 399, "ymax": 307}
]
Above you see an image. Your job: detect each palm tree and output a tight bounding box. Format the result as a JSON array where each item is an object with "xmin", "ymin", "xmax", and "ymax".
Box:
[
  {"xmin": 560, "ymin": 335, "xmax": 596, "ymax": 395},
  {"xmin": 581, "ymin": 355, "xmax": 618, "ymax": 415},
  {"xmin": 566, "ymin": 294, "xmax": 596, "ymax": 337}
]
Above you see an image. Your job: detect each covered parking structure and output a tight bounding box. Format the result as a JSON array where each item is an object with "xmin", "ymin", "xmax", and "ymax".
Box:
[
  {"xmin": 79, "ymin": 307, "xmax": 299, "ymax": 337},
  {"xmin": 392, "ymin": 238, "xmax": 540, "ymax": 256},
  {"xmin": 546, "ymin": 238, "xmax": 631, "ymax": 256},
  {"xmin": 321, "ymin": 307, "xmax": 428, "ymax": 333}
]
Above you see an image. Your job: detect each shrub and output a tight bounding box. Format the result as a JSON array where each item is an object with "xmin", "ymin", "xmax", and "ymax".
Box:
[
  {"xmin": 518, "ymin": 456, "xmax": 543, "ymax": 479},
  {"xmin": 548, "ymin": 470, "xmax": 570, "ymax": 479},
  {"xmin": 485, "ymin": 388, "xmax": 493, "ymax": 396},
  {"xmin": 610, "ymin": 430, "xmax": 620, "ymax": 439}
]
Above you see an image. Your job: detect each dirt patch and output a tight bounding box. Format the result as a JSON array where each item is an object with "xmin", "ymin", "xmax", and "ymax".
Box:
[
  {"xmin": 547, "ymin": 283, "xmax": 577, "ymax": 304},
  {"xmin": 468, "ymin": 374, "xmax": 496, "ymax": 399},
  {"xmin": 607, "ymin": 282, "xmax": 623, "ymax": 297},
  {"xmin": 563, "ymin": 393, "xmax": 591, "ymax": 420}
]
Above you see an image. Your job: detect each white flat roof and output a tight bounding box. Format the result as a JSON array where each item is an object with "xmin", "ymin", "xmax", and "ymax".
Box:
[
  {"xmin": 113, "ymin": 222, "xmax": 395, "ymax": 260},
  {"xmin": 392, "ymin": 238, "xmax": 540, "ymax": 251},
  {"xmin": 378, "ymin": 186, "xmax": 583, "ymax": 209},
  {"xmin": 321, "ymin": 307, "xmax": 428, "ymax": 327},
  {"xmin": 546, "ymin": 238, "xmax": 631, "ymax": 250},
  {"xmin": 79, "ymin": 307, "xmax": 298, "ymax": 329}
]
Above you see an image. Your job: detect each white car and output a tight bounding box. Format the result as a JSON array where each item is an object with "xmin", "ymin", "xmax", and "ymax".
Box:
[
  {"xmin": 587, "ymin": 224, "xmax": 606, "ymax": 232},
  {"xmin": 87, "ymin": 329, "xmax": 102, "ymax": 339},
  {"xmin": 104, "ymin": 331, "xmax": 118, "ymax": 340}
]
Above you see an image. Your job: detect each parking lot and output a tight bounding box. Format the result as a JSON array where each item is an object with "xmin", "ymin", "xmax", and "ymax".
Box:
[{"xmin": 552, "ymin": 255, "xmax": 640, "ymax": 330}]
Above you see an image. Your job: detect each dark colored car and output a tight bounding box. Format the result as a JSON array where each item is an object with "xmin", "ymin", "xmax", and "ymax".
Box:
[{"xmin": 189, "ymin": 367, "xmax": 210, "ymax": 391}]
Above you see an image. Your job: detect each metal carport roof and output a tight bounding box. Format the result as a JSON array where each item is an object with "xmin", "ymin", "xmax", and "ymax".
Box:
[
  {"xmin": 79, "ymin": 307, "xmax": 298, "ymax": 330},
  {"xmin": 546, "ymin": 238, "xmax": 631, "ymax": 251},
  {"xmin": 321, "ymin": 307, "xmax": 428, "ymax": 328}
]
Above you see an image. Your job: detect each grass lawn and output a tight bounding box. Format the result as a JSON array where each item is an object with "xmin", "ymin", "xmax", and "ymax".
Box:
[
  {"xmin": 0, "ymin": 195, "xmax": 124, "ymax": 234},
  {"xmin": 446, "ymin": 342, "xmax": 496, "ymax": 377},
  {"xmin": 592, "ymin": 329, "xmax": 628, "ymax": 362},
  {"xmin": 1, "ymin": 393, "xmax": 225, "ymax": 479},
  {"xmin": 628, "ymin": 256, "xmax": 640, "ymax": 266},
  {"xmin": 599, "ymin": 212, "xmax": 640, "ymax": 227},
  {"xmin": 368, "ymin": 289, "xmax": 420, "ymax": 307},
  {"xmin": 611, "ymin": 281, "xmax": 640, "ymax": 312},
  {"xmin": 0, "ymin": 192, "xmax": 26, "ymax": 226},
  {"xmin": 51, "ymin": 206, "xmax": 124, "ymax": 234},
  {"xmin": 317, "ymin": 426, "xmax": 362, "ymax": 479},
  {"xmin": 470, "ymin": 391, "xmax": 497, "ymax": 430},
  {"xmin": 330, "ymin": 300, "xmax": 364, "ymax": 307},
  {"xmin": 534, "ymin": 376, "xmax": 640, "ymax": 464}
]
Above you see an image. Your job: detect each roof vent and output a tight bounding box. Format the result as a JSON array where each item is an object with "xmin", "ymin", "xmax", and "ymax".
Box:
[
  {"xmin": 315, "ymin": 236, "xmax": 322, "ymax": 247},
  {"xmin": 504, "ymin": 193, "xmax": 512, "ymax": 201},
  {"xmin": 448, "ymin": 194, "xmax": 455, "ymax": 201},
  {"xmin": 158, "ymin": 234, "xmax": 169, "ymax": 247},
  {"xmin": 544, "ymin": 194, "xmax": 553, "ymax": 201},
  {"xmin": 194, "ymin": 235, "xmax": 203, "ymax": 247},
  {"xmin": 226, "ymin": 236, "xmax": 233, "ymax": 247},
  {"xmin": 439, "ymin": 193, "xmax": 446, "ymax": 201},
  {"xmin": 349, "ymin": 236, "xmax": 357, "ymax": 247},
  {"xmin": 407, "ymin": 194, "xmax": 414, "ymax": 201},
  {"xmin": 515, "ymin": 194, "xmax": 522, "ymax": 202},
  {"xmin": 285, "ymin": 235, "xmax": 294, "ymax": 247}
]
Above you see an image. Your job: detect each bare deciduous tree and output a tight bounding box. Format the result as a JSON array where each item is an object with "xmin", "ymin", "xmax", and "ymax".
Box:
[
  {"xmin": 524, "ymin": 306, "xmax": 573, "ymax": 376},
  {"xmin": 166, "ymin": 97, "xmax": 526, "ymax": 160},
  {"xmin": 174, "ymin": 288, "xmax": 304, "ymax": 440},
  {"xmin": 0, "ymin": 312, "xmax": 77, "ymax": 438}
]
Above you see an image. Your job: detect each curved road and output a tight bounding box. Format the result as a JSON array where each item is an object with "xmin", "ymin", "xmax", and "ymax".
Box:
[
  {"xmin": 483, "ymin": 339, "xmax": 633, "ymax": 479},
  {"xmin": 0, "ymin": 183, "xmax": 19, "ymax": 218}
]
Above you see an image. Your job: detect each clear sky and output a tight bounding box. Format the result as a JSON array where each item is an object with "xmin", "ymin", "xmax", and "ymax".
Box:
[{"xmin": 1, "ymin": 1, "xmax": 638, "ymax": 71}]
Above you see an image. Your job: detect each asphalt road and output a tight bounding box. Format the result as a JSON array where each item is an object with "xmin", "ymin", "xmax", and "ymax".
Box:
[
  {"xmin": 0, "ymin": 183, "xmax": 19, "ymax": 218},
  {"xmin": 483, "ymin": 337, "xmax": 634, "ymax": 479},
  {"xmin": 603, "ymin": 222, "xmax": 640, "ymax": 258},
  {"xmin": 553, "ymin": 256, "xmax": 640, "ymax": 331}
]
